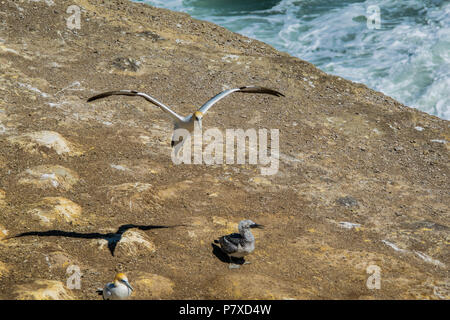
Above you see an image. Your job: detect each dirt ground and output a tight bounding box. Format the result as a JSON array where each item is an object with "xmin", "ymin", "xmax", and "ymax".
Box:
[{"xmin": 0, "ymin": 0, "xmax": 448, "ymax": 299}]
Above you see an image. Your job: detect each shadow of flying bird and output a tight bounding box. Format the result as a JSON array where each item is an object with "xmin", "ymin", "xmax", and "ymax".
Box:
[{"xmin": 5, "ymin": 223, "xmax": 185, "ymax": 256}]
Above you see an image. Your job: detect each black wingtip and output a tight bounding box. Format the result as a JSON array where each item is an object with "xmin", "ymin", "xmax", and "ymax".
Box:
[{"xmin": 86, "ymin": 94, "xmax": 106, "ymax": 103}]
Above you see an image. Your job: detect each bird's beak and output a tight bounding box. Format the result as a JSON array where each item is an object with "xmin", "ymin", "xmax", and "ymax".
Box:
[
  {"xmin": 124, "ymin": 280, "xmax": 134, "ymax": 291},
  {"xmin": 250, "ymin": 223, "xmax": 264, "ymax": 229}
]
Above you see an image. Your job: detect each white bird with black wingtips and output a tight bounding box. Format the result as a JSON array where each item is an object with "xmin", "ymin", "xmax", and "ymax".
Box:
[
  {"xmin": 87, "ymin": 86, "xmax": 284, "ymax": 150},
  {"xmin": 98, "ymin": 273, "xmax": 134, "ymax": 300}
]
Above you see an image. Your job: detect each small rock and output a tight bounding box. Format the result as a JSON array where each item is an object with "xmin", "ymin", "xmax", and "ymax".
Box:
[
  {"xmin": 430, "ymin": 139, "xmax": 446, "ymax": 144},
  {"xmin": 250, "ymin": 177, "xmax": 272, "ymax": 186},
  {"xmin": 7, "ymin": 131, "xmax": 82, "ymax": 155}
]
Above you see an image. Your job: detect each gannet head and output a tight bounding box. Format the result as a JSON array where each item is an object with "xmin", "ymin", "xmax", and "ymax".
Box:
[
  {"xmin": 238, "ymin": 220, "xmax": 264, "ymax": 232},
  {"xmin": 114, "ymin": 273, "xmax": 133, "ymax": 291}
]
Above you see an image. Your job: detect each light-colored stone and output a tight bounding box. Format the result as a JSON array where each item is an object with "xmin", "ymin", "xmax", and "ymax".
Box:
[
  {"xmin": 0, "ymin": 261, "xmax": 9, "ymax": 278},
  {"xmin": 115, "ymin": 230, "xmax": 156, "ymax": 256},
  {"xmin": 108, "ymin": 182, "xmax": 153, "ymax": 196},
  {"xmin": 157, "ymin": 180, "xmax": 192, "ymax": 200},
  {"xmin": 7, "ymin": 130, "xmax": 83, "ymax": 155},
  {"xmin": 46, "ymin": 251, "xmax": 75, "ymax": 270},
  {"xmin": 208, "ymin": 274, "xmax": 308, "ymax": 299},
  {"xmin": 28, "ymin": 197, "xmax": 82, "ymax": 226}
]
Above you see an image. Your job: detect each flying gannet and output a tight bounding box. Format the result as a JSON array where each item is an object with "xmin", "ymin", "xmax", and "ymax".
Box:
[
  {"xmin": 215, "ymin": 219, "xmax": 264, "ymax": 269},
  {"xmin": 98, "ymin": 273, "xmax": 133, "ymax": 300},
  {"xmin": 87, "ymin": 86, "xmax": 284, "ymax": 149}
]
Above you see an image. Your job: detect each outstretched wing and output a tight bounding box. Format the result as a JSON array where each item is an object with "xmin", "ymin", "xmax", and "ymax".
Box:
[
  {"xmin": 87, "ymin": 90, "xmax": 185, "ymax": 121},
  {"xmin": 198, "ymin": 86, "xmax": 284, "ymax": 115}
]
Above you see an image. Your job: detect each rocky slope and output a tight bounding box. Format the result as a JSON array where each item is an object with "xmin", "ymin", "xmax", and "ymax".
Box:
[{"xmin": 0, "ymin": 0, "xmax": 448, "ymax": 299}]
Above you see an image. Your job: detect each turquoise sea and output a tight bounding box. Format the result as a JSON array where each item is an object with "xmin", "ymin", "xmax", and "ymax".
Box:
[{"xmin": 136, "ymin": 0, "xmax": 450, "ymax": 120}]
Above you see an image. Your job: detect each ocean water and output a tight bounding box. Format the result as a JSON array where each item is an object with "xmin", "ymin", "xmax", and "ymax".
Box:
[{"xmin": 135, "ymin": 0, "xmax": 450, "ymax": 120}]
